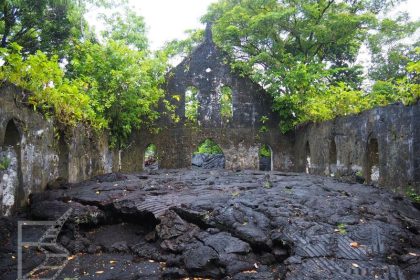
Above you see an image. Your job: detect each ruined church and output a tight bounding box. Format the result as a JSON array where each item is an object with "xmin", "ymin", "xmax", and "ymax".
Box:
[{"xmin": 0, "ymin": 24, "xmax": 419, "ymax": 280}]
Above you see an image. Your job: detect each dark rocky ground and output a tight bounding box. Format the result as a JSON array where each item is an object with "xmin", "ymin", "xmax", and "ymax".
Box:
[{"xmin": 1, "ymin": 169, "xmax": 419, "ymax": 280}]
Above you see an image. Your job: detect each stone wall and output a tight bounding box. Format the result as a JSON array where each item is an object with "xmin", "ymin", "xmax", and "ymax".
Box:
[
  {"xmin": 1, "ymin": 25, "xmax": 419, "ymax": 215},
  {"xmin": 118, "ymin": 24, "xmax": 290, "ymax": 173},
  {"xmin": 293, "ymin": 102, "xmax": 420, "ymax": 193},
  {"xmin": 163, "ymin": 24, "xmax": 279, "ymax": 130},
  {"xmin": 120, "ymin": 127, "xmax": 295, "ymax": 172},
  {"xmin": 0, "ymin": 84, "xmax": 114, "ymax": 215}
]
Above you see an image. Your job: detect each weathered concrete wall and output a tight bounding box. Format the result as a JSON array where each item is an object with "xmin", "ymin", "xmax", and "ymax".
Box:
[
  {"xmin": 294, "ymin": 102, "xmax": 420, "ymax": 193},
  {"xmin": 1, "ymin": 26, "xmax": 419, "ymax": 216},
  {"xmin": 163, "ymin": 25, "xmax": 279, "ymax": 130},
  {"xmin": 66, "ymin": 125, "xmax": 113, "ymax": 183},
  {"xmin": 0, "ymin": 84, "xmax": 114, "ymax": 215},
  {"xmin": 120, "ymin": 128, "xmax": 295, "ymax": 172},
  {"xmin": 0, "ymin": 85, "xmax": 57, "ymax": 215},
  {"xmin": 120, "ymin": 26, "xmax": 419, "ymax": 195},
  {"xmin": 119, "ymin": 25, "xmax": 290, "ymax": 173}
]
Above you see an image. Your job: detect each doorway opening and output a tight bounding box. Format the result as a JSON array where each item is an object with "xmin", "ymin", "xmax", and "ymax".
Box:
[
  {"xmin": 144, "ymin": 144, "xmax": 158, "ymax": 171},
  {"xmin": 1, "ymin": 119, "xmax": 23, "ymax": 215},
  {"xmin": 329, "ymin": 139, "xmax": 337, "ymax": 176},
  {"xmin": 305, "ymin": 141, "xmax": 311, "ymax": 174},
  {"xmin": 366, "ymin": 138, "xmax": 379, "ymax": 184},
  {"xmin": 192, "ymin": 139, "xmax": 225, "ymax": 169},
  {"xmin": 259, "ymin": 144, "xmax": 273, "ymax": 171}
]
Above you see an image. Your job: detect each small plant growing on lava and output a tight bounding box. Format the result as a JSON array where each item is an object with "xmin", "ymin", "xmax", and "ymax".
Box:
[
  {"xmin": 336, "ymin": 223, "xmax": 347, "ymax": 235},
  {"xmin": 0, "ymin": 156, "xmax": 11, "ymax": 171},
  {"xmin": 406, "ymin": 187, "xmax": 420, "ymax": 203}
]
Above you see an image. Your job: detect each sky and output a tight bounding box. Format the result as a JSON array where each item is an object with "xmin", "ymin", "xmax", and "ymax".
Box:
[
  {"xmin": 131, "ymin": 0, "xmax": 218, "ymax": 50},
  {"xmin": 87, "ymin": 0, "xmax": 419, "ymax": 51}
]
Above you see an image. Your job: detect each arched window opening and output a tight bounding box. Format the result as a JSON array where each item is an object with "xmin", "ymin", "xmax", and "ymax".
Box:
[
  {"xmin": 192, "ymin": 139, "xmax": 225, "ymax": 169},
  {"xmin": 57, "ymin": 132, "xmax": 69, "ymax": 180},
  {"xmin": 4, "ymin": 119, "xmax": 20, "ymax": 147},
  {"xmin": 144, "ymin": 144, "xmax": 158, "ymax": 171},
  {"xmin": 305, "ymin": 141, "xmax": 311, "ymax": 174},
  {"xmin": 366, "ymin": 138, "xmax": 379, "ymax": 185},
  {"xmin": 185, "ymin": 86, "xmax": 199, "ymax": 123},
  {"xmin": 329, "ymin": 139, "xmax": 337, "ymax": 176},
  {"xmin": 1, "ymin": 119, "xmax": 23, "ymax": 215},
  {"xmin": 259, "ymin": 144, "xmax": 273, "ymax": 171},
  {"xmin": 220, "ymin": 86, "xmax": 233, "ymax": 122}
]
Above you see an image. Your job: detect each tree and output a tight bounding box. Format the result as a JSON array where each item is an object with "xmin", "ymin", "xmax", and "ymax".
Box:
[
  {"xmin": 368, "ymin": 13, "xmax": 420, "ymax": 81},
  {"xmin": 100, "ymin": 6, "xmax": 148, "ymax": 50},
  {"xmin": 0, "ymin": 43, "xmax": 106, "ymax": 128},
  {"xmin": 66, "ymin": 39, "xmax": 167, "ymax": 148},
  {"xmin": 0, "ymin": 0, "xmax": 88, "ymax": 55},
  {"xmin": 1, "ymin": 1, "xmax": 171, "ymax": 148},
  {"xmin": 162, "ymin": 29, "xmax": 204, "ymax": 60},
  {"xmin": 201, "ymin": 0, "xmax": 416, "ymax": 132}
]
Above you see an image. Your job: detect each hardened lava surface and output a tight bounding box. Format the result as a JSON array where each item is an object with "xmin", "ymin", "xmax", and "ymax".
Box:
[{"xmin": 1, "ymin": 169, "xmax": 419, "ymax": 279}]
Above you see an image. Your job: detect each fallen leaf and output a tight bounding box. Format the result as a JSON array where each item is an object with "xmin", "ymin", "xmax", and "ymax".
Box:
[
  {"xmin": 352, "ymin": 263, "xmax": 359, "ymax": 268},
  {"xmin": 109, "ymin": 260, "xmax": 117, "ymax": 264},
  {"xmin": 242, "ymin": 270, "xmax": 257, "ymax": 274},
  {"xmin": 350, "ymin": 242, "xmax": 359, "ymax": 248}
]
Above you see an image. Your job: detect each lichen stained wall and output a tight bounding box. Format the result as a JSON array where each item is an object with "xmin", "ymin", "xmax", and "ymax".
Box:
[{"xmin": 0, "ymin": 83, "xmax": 113, "ymax": 215}]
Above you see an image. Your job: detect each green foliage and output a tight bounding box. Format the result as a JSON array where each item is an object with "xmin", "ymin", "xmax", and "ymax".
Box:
[
  {"xmin": 0, "ymin": 156, "xmax": 11, "ymax": 170},
  {"xmin": 67, "ymin": 39, "xmax": 167, "ymax": 148},
  {"xmin": 1, "ymin": 0, "xmax": 417, "ymax": 151},
  {"xmin": 162, "ymin": 29, "xmax": 204, "ymax": 60},
  {"xmin": 300, "ymin": 83, "xmax": 370, "ymax": 123},
  {"xmin": 220, "ymin": 86, "xmax": 233, "ymax": 121},
  {"xmin": 406, "ymin": 187, "xmax": 420, "ymax": 203},
  {"xmin": 0, "ymin": 43, "xmax": 106, "ymax": 128},
  {"xmin": 195, "ymin": 139, "xmax": 223, "ymax": 154},
  {"xmin": 185, "ymin": 86, "xmax": 199, "ymax": 123},
  {"xmin": 0, "ymin": 0, "xmax": 88, "ymax": 56},
  {"xmin": 201, "ymin": 0, "xmax": 419, "ymax": 132},
  {"xmin": 258, "ymin": 115, "xmax": 269, "ymax": 133},
  {"xmin": 336, "ymin": 223, "xmax": 347, "ymax": 235},
  {"xmin": 0, "ymin": 1, "xmax": 170, "ymax": 149},
  {"xmin": 100, "ymin": 4, "xmax": 148, "ymax": 50},
  {"xmin": 259, "ymin": 144, "xmax": 271, "ymax": 158},
  {"xmin": 370, "ymin": 47, "xmax": 420, "ymax": 107},
  {"xmin": 368, "ymin": 13, "xmax": 420, "ymax": 81},
  {"xmin": 144, "ymin": 144, "xmax": 157, "ymax": 160}
]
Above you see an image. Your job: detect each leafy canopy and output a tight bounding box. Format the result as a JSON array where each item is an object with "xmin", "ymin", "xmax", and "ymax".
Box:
[
  {"xmin": 195, "ymin": 139, "xmax": 224, "ymax": 155},
  {"xmin": 0, "ymin": 43, "xmax": 106, "ymax": 128},
  {"xmin": 0, "ymin": 1, "xmax": 170, "ymax": 148},
  {"xmin": 66, "ymin": 38, "xmax": 167, "ymax": 148},
  {"xmin": 0, "ymin": 0, "xmax": 89, "ymax": 56},
  {"xmin": 201, "ymin": 0, "xmax": 419, "ymax": 132}
]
